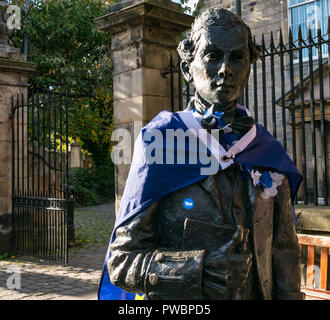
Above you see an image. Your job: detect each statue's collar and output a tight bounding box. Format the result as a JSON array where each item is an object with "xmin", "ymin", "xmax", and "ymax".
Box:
[{"xmin": 178, "ymin": 105, "xmax": 256, "ymax": 162}]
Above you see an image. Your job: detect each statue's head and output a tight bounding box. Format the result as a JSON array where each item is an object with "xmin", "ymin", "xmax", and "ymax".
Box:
[{"xmin": 177, "ymin": 8, "xmax": 261, "ymax": 108}]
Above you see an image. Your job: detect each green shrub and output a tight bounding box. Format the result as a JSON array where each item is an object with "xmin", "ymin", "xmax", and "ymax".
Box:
[
  {"xmin": 0, "ymin": 252, "xmax": 16, "ymax": 260},
  {"xmin": 74, "ymin": 184, "xmax": 99, "ymax": 207},
  {"xmin": 92, "ymin": 164, "xmax": 115, "ymax": 199},
  {"xmin": 68, "ymin": 163, "xmax": 115, "ymax": 207}
]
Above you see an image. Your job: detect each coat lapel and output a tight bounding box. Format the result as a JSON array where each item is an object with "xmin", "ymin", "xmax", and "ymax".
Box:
[{"xmin": 198, "ymin": 176, "xmax": 220, "ymax": 210}]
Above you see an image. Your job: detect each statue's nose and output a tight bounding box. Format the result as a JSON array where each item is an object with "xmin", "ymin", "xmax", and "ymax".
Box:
[{"xmin": 218, "ymin": 56, "xmax": 233, "ymax": 79}]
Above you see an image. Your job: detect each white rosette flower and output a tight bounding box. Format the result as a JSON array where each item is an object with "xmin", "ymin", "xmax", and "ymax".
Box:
[
  {"xmin": 260, "ymin": 172, "xmax": 285, "ymax": 199},
  {"xmin": 270, "ymin": 172, "xmax": 284, "ymax": 187}
]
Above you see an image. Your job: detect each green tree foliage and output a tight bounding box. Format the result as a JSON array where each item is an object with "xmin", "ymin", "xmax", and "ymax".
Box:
[
  {"xmin": 11, "ymin": 0, "xmax": 115, "ymax": 200},
  {"xmin": 9, "ymin": 0, "xmax": 116, "ymax": 202},
  {"xmin": 176, "ymin": 0, "xmax": 203, "ymax": 16},
  {"xmin": 10, "ymin": 0, "xmax": 114, "ymax": 161},
  {"xmin": 192, "ymin": 0, "xmax": 205, "ymax": 16},
  {"xmin": 10, "ymin": 0, "xmax": 113, "ymax": 92}
]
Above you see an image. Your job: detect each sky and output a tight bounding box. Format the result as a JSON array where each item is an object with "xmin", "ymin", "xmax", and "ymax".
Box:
[{"xmin": 172, "ymin": 0, "xmax": 200, "ymax": 14}]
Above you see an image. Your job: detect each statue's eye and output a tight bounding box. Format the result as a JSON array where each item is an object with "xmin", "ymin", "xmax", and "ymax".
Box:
[
  {"xmin": 231, "ymin": 52, "xmax": 244, "ymax": 60},
  {"xmin": 205, "ymin": 52, "xmax": 217, "ymax": 60}
]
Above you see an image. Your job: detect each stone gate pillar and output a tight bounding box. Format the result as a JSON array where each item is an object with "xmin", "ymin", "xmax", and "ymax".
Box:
[
  {"xmin": 0, "ymin": 1, "xmax": 36, "ymax": 253},
  {"xmin": 95, "ymin": 0, "xmax": 193, "ymax": 213},
  {"xmin": 70, "ymin": 142, "xmax": 82, "ymax": 168}
]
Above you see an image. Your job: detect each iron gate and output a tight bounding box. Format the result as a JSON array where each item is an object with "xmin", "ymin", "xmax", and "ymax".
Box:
[{"xmin": 11, "ymin": 88, "xmax": 70, "ymax": 263}]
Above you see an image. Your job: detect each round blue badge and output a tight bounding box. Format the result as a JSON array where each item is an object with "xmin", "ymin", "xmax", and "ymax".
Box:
[{"xmin": 183, "ymin": 198, "xmax": 194, "ymax": 210}]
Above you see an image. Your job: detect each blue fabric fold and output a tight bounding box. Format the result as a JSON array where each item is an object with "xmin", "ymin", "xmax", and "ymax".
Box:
[{"xmin": 97, "ymin": 109, "xmax": 302, "ymax": 300}]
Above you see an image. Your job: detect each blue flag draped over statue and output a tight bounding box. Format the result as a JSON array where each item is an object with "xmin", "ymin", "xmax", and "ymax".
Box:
[{"xmin": 97, "ymin": 108, "xmax": 302, "ymax": 300}]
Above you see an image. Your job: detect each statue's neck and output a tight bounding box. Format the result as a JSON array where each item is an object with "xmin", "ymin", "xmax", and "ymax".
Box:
[{"xmin": 194, "ymin": 93, "xmax": 237, "ymax": 124}]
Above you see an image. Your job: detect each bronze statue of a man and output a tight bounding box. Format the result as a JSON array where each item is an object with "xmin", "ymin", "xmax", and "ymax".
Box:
[{"xmin": 98, "ymin": 8, "xmax": 304, "ymax": 300}]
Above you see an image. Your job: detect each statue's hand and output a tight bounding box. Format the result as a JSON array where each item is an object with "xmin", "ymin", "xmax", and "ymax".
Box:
[{"xmin": 202, "ymin": 226, "xmax": 253, "ymax": 299}]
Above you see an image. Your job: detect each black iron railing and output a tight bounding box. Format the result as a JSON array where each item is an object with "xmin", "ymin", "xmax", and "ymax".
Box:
[
  {"xmin": 166, "ymin": 22, "xmax": 330, "ymax": 206},
  {"xmin": 11, "ymin": 88, "xmax": 71, "ymax": 263}
]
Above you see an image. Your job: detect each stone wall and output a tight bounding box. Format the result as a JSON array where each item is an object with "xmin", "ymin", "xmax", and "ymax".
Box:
[
  {"xmin": 0, "ymin": 56, "xmax": 36, "ymax": 253},
  {"xmin": 0, "ymin": 0, "xmax": 36, "ymax": 253},
  {"xmin": 203, "ymin": 0, "xmax": 235, "ymax": 11},
  {"xmin": 95, "ymin": 0, "xmax": 193, "ymax": 212}
]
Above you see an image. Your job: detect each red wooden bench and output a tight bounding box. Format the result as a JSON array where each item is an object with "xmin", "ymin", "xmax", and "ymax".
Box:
[{"xmin": 297, "ymin": 234, "xmax": 330, "ymax": 300}]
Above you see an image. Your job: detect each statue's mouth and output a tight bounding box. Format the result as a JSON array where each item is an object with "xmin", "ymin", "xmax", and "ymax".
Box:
[
  {"xmin": 212, "ymin": 81, "xmax": 235, "ymax": 91},
  {"xmin": 215, "ymin": 84, "xmax": 234, "ymax": 92}
]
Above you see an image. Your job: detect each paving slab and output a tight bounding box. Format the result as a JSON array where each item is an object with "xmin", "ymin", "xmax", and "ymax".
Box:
[{"xmin": 0, "ymin": 202, "xmax": 115, "ymax": 300}]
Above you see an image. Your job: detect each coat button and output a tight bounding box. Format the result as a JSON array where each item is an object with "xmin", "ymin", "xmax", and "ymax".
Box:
[
  {"xmin": 155, "ymin": 252, "xmax": 165, "ymax": 262},
  {"xmin": 149, "ymin": 273, "xmax": 159, "ymax": 286}
]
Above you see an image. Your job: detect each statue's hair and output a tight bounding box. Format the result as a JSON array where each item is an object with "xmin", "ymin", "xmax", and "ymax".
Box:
[{"xmin": 177, "ymin": 8, "xmax": 261, "ymax": 64}]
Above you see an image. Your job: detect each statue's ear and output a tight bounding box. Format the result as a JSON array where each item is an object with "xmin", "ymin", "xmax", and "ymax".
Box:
[
  {"xmin": 180, "ymin": 60, "xmax": 193, "ymax": 83},
  {"xmin": 250, "ymin": 43, "xmax": 262, "ymax": 64}
]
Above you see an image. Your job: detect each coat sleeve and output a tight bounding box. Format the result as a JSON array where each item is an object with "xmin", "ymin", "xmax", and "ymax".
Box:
[
  {"xmin": 107, "ymin": 201, "xmax": 206, "ymax": 300},
  {"xmin": 272, "ymin": 175, "xmax": 305, "ymax": 300}
]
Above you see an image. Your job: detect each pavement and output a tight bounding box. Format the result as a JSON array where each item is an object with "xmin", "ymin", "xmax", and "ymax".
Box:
[{"xmin": 0, "ymin": 202, "xmax": 115, "ymax": 300}]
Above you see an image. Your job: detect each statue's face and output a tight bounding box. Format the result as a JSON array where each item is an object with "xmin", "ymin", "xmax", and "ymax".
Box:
[{"xmin": 189, "ymin": 25, "xmax": 251, "ymax": 105}]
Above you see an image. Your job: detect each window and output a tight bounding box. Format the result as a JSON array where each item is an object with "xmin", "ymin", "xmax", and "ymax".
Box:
[{"xmin": 288, "ymin": 0, "xmax": 330, "ymax": 57}]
